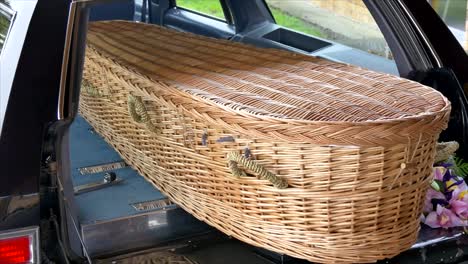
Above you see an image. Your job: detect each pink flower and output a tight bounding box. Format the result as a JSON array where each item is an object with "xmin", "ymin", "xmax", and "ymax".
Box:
[
  {"xmin": 424, "ymin": 205, "xmax": 464, "ymax": 228},
  {"xmin": 451, "ymin": 200, "xmax": 468, "ymax": 219},
  {"xmin": 423, "ymin": 188, "xmax": 446, "ymax": 213},
  {"xmin": 449, "ymin": 187, "xmax": 468, "ymax": 219}
]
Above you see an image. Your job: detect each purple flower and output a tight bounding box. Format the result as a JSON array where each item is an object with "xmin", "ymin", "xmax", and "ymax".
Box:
[
  {"xmin": 433, "ymin": 167, "xmax": 447, "ymax": 181},
  {"xmin": 432, "ymin": 166, "xmax": 467, "ymax": 200},
  {"xmin": 423, "ymin": 188, "xmax": 446, "ymax": 213},
  {"xmin": 437, "ymin": 160, "xmax": 455, "ymax": 168},
  {"xmin": 424, "ymin": 205, "xmax": 464, "ymax": 229},
  {"xmin": 423, "ymin": 162, "xmax": 468, "ymax": 228},
  {"xmin": 446, "ymin": 175, "xmax": 468, "ymax": 192}
]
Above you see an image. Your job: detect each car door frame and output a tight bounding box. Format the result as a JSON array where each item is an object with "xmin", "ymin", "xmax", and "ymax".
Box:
[{"xmin": 364, "ymin": 0, "xmax": 468, "ymax": 157}]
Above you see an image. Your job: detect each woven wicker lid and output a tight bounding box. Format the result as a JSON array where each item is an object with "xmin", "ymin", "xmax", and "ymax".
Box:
[{"xmin": 86, "ymin": 21, "xmax": 451, "ymax": 145}]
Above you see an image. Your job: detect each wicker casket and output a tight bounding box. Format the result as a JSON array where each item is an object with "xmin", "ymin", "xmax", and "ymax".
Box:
[{"xmin": 80, "ymin": 21, "xmax": 451, "ymax": 263}]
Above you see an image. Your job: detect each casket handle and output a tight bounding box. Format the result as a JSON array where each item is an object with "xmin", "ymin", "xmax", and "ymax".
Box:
[
  {"xmin": 227, "ymin": 151, "xmax": 288, "ymax": 189},
  {"xmin": 127, "ymin": 94, "xmax": 159, "ymax": 133}
]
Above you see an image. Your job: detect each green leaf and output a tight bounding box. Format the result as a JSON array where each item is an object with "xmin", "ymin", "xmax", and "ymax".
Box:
[
  {"xmin": 431, "ymin": 179, "xmax": 444, "ymax": 192},
  {"xmin": 453, "ymin": 156, "xmax": 468, "ymax": 178}
]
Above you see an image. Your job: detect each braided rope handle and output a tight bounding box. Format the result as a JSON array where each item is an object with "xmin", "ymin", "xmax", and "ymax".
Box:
[
  {"xmin": 127, "ymin": 94, "xmax": 159, "ymax": 133},
  {"xmin": 227, "ymin": 152, "xmax": 288, "ymax": 189}
]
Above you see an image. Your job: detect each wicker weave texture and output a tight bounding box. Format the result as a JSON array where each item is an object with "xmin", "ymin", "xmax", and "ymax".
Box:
[{"xmin": 80, "ymin": 21, "xmax": 451, "ymax": 263}]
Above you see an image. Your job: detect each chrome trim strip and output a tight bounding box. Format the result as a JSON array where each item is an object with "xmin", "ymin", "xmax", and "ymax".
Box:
[
  {"xmin": 57, "ymin": 2, "xmax": 77, "ymax": 120},
  {"xmin": 79, "ymin": 161, "xmax": 127, "ymax": 175},
  {"xmin": 131, "ymin": 198, "xmax": 176, "ymax": 212},
  {"xmin": 74, "ymin": 177, "xmax": 124, "ymax": 195},
  {"xmin": 411, "ymin": 232, "xmax": 463, "ymax": 249},
  {"xmin": 81, "ymin": 204, "xmax": 180, "ymax": 227}
]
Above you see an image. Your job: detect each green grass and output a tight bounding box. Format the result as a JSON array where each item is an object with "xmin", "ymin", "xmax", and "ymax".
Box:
[
  {"xmin": 176, "ymin": 0, "xmax": 324, "ymax": 38},
  {"xmin": 177, "ymin": 0, "xmax": 226, "ymax": 20},
  {"xmin": 0, "ymin": 15, "xmax": 11, "ymax": 50},
  {"xmin": 270, "ymin": 8, "xmax": 323, "ymax": 38}
]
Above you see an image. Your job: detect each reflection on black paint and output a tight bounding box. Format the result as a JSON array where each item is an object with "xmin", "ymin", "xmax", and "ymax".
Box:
[{"xmin": 430, "ymin": 0, "xmax": 467, "ymax": 31}]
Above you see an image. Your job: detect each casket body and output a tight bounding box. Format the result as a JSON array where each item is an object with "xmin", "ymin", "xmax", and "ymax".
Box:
[{"xmin": 80, "ymin": 21, "xmax": 451, "ymax": 263}]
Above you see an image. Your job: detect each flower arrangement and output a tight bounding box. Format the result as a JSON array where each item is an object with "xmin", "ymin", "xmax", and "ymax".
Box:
[{"xmin": 422, "ymin": 151, "xmax": 468, "ymax": 228}]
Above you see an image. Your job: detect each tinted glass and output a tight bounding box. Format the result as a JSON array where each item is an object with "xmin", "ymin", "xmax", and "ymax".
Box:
[
  {"xmin": 176, "ymin": 0, "xmax": 225, "ymax": 21},
  {"xmin": 429, "ymin": 0, "xmax": 467, "ymax": 54},
  {"xmin": 265, "ymin": 0, "xmax": 394, "ymax": 60}
]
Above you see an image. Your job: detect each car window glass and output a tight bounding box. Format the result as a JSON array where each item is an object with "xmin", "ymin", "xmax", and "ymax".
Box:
[
  {"xmin": 176, "ymin": 0, "xmax": 226, "ymax": 21},
  {"xmin": 0, "ymin": 1, "xmax": 15, "ymax": 55},
  {"xmin": 265, "ymin": 0, "xmax": 394, "ymax": 61},
  {"xmin": 429, "ymin": 0, "xmax": 467, "ymax": 54}
]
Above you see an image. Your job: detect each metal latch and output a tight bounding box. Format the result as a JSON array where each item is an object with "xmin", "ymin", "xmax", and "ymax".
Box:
[
  {"xmin": 74, "ymin": 172, "xmax": 123, "ymax": 195},
  {"xmin": 78, "ymin": 161, "xmax": 127, "ymax": 175},
  {"xmin": 131, "ymin": 198, "xmax": 176, "ymax": 212}
]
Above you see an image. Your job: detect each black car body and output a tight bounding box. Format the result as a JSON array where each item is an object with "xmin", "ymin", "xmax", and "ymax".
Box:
[{"xmin": 0, "ymin": 0, "xmax": 467, "ymax": 263}]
